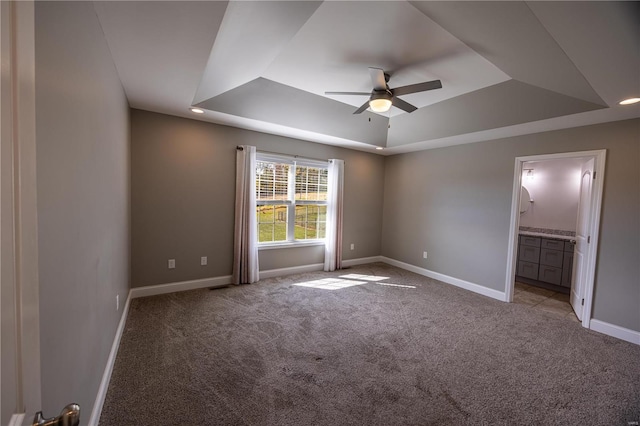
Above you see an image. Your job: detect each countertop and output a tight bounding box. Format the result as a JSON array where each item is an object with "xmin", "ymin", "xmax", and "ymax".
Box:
[{"xmin": 519, "ymin": 230, "xmax": 576, "ymax": 242}]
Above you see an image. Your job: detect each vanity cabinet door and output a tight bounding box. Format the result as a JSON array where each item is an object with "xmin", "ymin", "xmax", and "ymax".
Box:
[
  {"xmin": 518, "ymin": 261, "xmax": 539, "ymax": 280},
  {"xmin": 539, "ymin": 265, "xmax": 562, "ymax": 285},
  {"xmin": 541, "ymin": 238, "xmax": 564, "ymax": 251},
  {"xmin": 519, "ymin": 245, "xmax": 540, "ymax": 263},
  {"xmin": 540, "ymin": 248, "xmax": 563, "ymax": 268},
  {"xmin": 520, "ymin": 236, "xmax": 541, "ymax": 247}
]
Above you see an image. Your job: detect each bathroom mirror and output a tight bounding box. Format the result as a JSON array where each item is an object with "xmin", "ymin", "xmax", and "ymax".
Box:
[{"xmin": 520, "ymin": 186, "xmax": 531, "ymax": 214}]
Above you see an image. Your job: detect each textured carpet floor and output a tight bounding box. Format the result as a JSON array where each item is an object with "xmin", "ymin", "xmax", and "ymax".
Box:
[{"xmin": 100, "ymin": 263, "xmax": 640, "ymax": 425}]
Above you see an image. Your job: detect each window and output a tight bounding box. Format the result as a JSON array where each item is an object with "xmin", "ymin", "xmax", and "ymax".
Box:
[{"xmin": 256, "ymin": 153, "xmax": 328, "ymax": 244}]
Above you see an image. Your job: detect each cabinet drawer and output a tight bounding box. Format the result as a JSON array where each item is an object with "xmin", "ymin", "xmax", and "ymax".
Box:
[
  {"xmin": 538, "ymin": 265, "xmax": 562, "ymax": 285},
  {"xmin": 540, "ymin": 248, "xmax": 564, "ymax": 268},
  {"xmin": 564, "ymin": 241, "xmax": 575, "ymax": 253},
  {"xmin": 541, "ymin": 238, "xmax": 564, "ymax": 251},
  {"xmin": 518, "ymin": 245, "xmax": 540, "ymax": 263},
  {"xmin": 520, "ymin": 236, "xmax": 541, "ymax": 247},
  {"xmin": 562, "ymin": 251, "xmax": 574, "ymax": 288},
  {"xmin": 517, "ymin": 261, "xmax": 539, "ymax": 280}
]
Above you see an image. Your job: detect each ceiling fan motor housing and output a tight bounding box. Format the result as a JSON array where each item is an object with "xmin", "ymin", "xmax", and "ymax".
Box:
[{"xmin": 370, "ymin": 90, "xmax": 392, "ymax": 102}]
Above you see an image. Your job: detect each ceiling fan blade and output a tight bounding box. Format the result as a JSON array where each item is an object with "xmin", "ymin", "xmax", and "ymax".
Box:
[
  {"xmin": 353, "ymin": 100, "xmax": 371, "ymax": 114},
  {"xmin": 392, "ymin": 97, "xmax": 417, "ymax": 113},
  {"xmin": 368, "ymin": 67, "xmax": 387, "ymax": 91},
  {"xmin": 392, "ymin": 80, "xmax": 442, "ymax": 97},
  {"xmin": 325, "ymin": 91, "xmax": 370, "ymax": 96}
]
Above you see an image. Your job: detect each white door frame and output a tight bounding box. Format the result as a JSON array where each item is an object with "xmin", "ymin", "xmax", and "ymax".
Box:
[
  {"xmin": 505, "ymin": 149, "xmax": 607, "ymax": 329},
  {"xmin": 1, "ymin": 1, "xmax": 40, "ymax": 424}
]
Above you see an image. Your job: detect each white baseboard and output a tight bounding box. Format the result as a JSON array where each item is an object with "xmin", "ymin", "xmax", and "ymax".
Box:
[
  {"xmin": 87, "ymin": 292, "xmax": 132, "ymax": 426},
  {"xmin": 130, "ymin": 275, "xmax": 232, "ymax": 299},
  {"xmin": 8, "ymin": 413, "xmax": 24, "ymax": 426},
  {"xmin": 260, "ymin": 256, "xmax": 385, "ymax": 278},
  {"xmin": 380, "ymin": 256, "xmax": 507, "ymax": 302},
  {"xmin": 129, "ymin": 257, "xmax": 385, "ymax": 299},
  {"xmin": 342, "ymin": 256, "xmax": 383, "ymax": 267},
  {"xmin": 589, "ymin": 319, "xmax": 640, "ymax": 345},
  {"xmin": 260, "ymin": 263, "xmax": 324, "ymax": 279}
]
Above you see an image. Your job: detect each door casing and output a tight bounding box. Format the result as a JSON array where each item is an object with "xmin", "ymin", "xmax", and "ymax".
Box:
[
  {"xmin": 1, "ymin": 1, "xmax": 41, "ymax": 424},
  {"xmin": 505, "ymin": 150, "xmax": 607, "ymax": 329}
]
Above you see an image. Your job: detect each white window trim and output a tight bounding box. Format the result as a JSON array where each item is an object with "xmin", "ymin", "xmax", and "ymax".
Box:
[
  {"xmin": 256, "ymin": 152, "xmax": 328, "ymax": 247},
  {"xmin": 258, "ymin": 240, "xmax": 326, "ymax": 250}
]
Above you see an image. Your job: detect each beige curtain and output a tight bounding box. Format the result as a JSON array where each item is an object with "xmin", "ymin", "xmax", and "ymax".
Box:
[
  {"xmin": 232, "ymin": 145, "xmax": 259, "ymax": 284},
  {"xmin": 324, "ymin": 159, "xmax": 344, "ymax": 271}
]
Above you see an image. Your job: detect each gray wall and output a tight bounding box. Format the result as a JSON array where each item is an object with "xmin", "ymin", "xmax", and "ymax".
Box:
[
  {"xmin": 382, "ymin": 118, "xmax": 640, "ymax": 332},
  {"xmin": 35, "ymin": 1, "xmax": 130, "ymax": 418},
  {"xmin": 131, "ymin": 109, "xmax": 384, "ymax": 287}
]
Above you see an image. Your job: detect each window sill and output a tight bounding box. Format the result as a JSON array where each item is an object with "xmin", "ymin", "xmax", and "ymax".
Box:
[{"xmin": 258, "ymin": 240, "xmax": 325, "ymax": 250}]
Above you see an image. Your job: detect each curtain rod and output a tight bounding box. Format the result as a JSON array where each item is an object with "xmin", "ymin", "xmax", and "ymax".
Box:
[{"xmin": 236, "ymin": 146, "xmax": 329, "ymax": 163}]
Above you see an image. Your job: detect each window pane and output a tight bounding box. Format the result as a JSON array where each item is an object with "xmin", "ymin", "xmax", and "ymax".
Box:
[
  {"xmin": 317, "ymin": 222, "xmax": 326, "ymax": 239},
  {"xmin": 317, "ymin": 206, "xmax": 327, "ymax": 239},
  {"xmin": 294, "ymin": 204, "xmax": 307, "ymax": 239},
  {"xmin": 317, "ymin": 205, "xmax": 327, "ymax": 222},
  {"xmin": 294, "ymin": 204, "xmax": 326, "ymax": 240},
  {"xmin": 258, "ymin": 223, "xmax": 274, "ymax": 243},
  {"xmin": 295, "ymin": 166, "xmax": 328, "ymax": 201},
  {"xmin": 257, "ymin": 205, "xmax": 287, "ymax": 242},
  {"xmin": 274, "ymin": 222, "xmax": 287, "ymax": 241},
  {"xmin": 256, "ymin": 161, "xmax": 290, "ymax": 201}
]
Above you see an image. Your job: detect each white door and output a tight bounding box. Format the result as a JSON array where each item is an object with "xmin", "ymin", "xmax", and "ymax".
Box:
[{"xmin": 571, "ymin": 158, "xmax": 594, "ymax": 320}]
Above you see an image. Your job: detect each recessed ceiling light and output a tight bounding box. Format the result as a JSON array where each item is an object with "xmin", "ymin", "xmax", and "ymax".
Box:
[
  {"xmin": 190, "ymin": 107, "xmax": 204, "ymax": 114},
  {"xmin": 375, "ymin": 147, "xmax": 384, "ymax": 150},
  {"xmin": 619, "ymin": 98, "xmax": 640, "ymax": 105}
]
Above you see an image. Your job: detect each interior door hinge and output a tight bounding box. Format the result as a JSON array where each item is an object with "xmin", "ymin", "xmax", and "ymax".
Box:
[
  {"xmin": 593, "ymin": 171, "xmax": 596, "ymax": 179},
  {"xmin": 587, "ymin": 236, "xmax": 591, "ymax": 243},
  {"xmin": 581, "ymin": 298, "xmax": 584, "ymax": 306}
]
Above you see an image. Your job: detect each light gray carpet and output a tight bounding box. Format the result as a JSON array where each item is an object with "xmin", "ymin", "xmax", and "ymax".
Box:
[{"xmin": 100, "ymin": 263, "xmax": 640, "ymax": 425}]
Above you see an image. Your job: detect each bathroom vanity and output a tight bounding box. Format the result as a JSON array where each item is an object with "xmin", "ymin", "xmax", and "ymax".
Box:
[{"xmin": 516, "ymin": 231, "xmax": 575, "ymax": 292}]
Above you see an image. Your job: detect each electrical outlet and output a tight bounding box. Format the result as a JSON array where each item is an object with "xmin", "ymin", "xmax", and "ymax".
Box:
[
  {"xmin": 168, "ymin": 259, "xmax": 175, "ymax": 269},
  {"xmin": 350, "ymin": 243, "xmax": 355, "ymax": 250},
  {"xmin": 116, "ymin": 294, "xmax": 119, "ymax": 311},
  {"xmin": 201, "ymin": 256, "xmax": 208, "ymax": 266},
  {"xmin": 423, "ymin": 251, "xmax": 428, "ymax": 259}
]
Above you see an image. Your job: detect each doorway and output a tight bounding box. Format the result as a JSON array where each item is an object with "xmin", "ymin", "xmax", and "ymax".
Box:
[{"xmin": 505, "ymin": 150, "xmax": 606, "ymax": 329}]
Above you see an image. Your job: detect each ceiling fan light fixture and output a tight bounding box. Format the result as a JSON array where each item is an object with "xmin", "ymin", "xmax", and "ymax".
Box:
[{"xmin": 369, "ymin": 98, "xmax": 392, "ymax": 112}]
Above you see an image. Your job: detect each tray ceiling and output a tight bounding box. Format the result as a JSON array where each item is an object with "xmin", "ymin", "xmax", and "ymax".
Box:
[{"xmin": 94, "ymin": 1, "xmax": 640, "ymax": 154}]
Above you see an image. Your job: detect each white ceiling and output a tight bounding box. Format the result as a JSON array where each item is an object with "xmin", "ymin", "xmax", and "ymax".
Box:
[{"xmin": 94, "ymin": 1, "xmax": 640, "ymax": 155}]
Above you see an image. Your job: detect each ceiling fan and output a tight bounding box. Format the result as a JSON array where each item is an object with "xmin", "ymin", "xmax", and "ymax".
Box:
[{"xmin": 325, "ymin": 67, "xmax": 442, "ymax": 115}]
